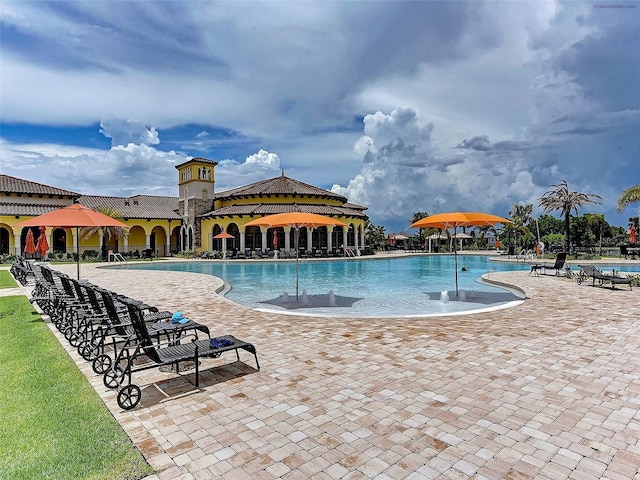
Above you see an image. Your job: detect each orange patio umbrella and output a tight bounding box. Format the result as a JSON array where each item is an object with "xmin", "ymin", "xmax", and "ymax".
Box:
[
  {"xmin": 16, "ymin": 203, "xmax": 129, "ymax": 279},
  {"xmin": 244, "ymin": 212, "xmax": 347, "ymax": 299},
  {"xmin": 24, "ymin": 228, "xmax": 36, "ymax": 257},
  {"xmin": 410, "ymin": 211, "xmax": 512, "ymax": 297},
  {"xmin": 213, "ymin": 231, "xmax": 235, "ymax": 239},
  {"xmin": 213, "ymin": 231, "xmax": 235, "ymax": 258}
]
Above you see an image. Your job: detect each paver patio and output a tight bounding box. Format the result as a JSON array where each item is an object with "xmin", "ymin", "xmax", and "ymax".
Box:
[{"xmin": 4, "ymin": 258, "xmax": 640, "ymax": 479}]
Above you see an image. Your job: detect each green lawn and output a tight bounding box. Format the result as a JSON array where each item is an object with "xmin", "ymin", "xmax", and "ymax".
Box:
[
  {"xmin": 0, "ymin": 270, "xmax": 18, "ymax": 289},
  {"xmin": 0, "ymin": 296, "xmax": 153, "ymax": 480}
]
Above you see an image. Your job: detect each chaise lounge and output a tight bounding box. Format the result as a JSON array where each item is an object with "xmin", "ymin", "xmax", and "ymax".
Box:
[
  {"xmin": 529, "ymin": 252, "xmax": 567, "ymax": 276},
  {"xmin": 577, "ymin": 264, "xmax": 632, "ymax": 290},
  {"xmin": 104, "ymin": 299, "xmax": 259, "ymax": 410}
]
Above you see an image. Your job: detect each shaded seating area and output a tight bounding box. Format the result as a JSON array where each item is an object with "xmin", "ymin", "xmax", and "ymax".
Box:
[
  {"xmin": 529, "ymin": 252, "xmax": 567, "ymax": 276},
  {"xmin": 577, "ymin": 264, "xmax": 632, "ymax": 290}
]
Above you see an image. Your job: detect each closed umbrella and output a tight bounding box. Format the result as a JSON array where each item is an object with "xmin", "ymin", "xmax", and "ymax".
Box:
[
  {"xmin": 410, "ymin": 212, "xmax": 511, "ymax": 296},
  {"xmin": 631, "ymin": 226, "xmax": 636, "ymax": 244},
  {"xmin": 244, "ymin": 212, "xmax": 347, "ymax": 299},
  {"xmin": 16, "ymin": 203, "xmax": 129, "ymax": 279},
  {"xmin": 36, "ymin": 226, "xmax": 49, "ymax": 260},
  {"xmin": 24, "ymin": 229, "xmax": 36, "ymax": 257}
]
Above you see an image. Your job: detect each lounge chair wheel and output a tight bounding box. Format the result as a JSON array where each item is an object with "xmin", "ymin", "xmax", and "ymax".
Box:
[
  {"xmin": 68, "ymin": 331, "xmax": 80, "ymax": 347},
  {"xmin": 63, "ymin": 326, "xmax": 73, "ymax": 340},
  {"xmin": 117, "ymin": 385, "xmax": 141, "ymax": 410},
  {"xmin": 77, "ymin": 339, "xmax": 89, "ymax": 357},
  {"xmin": 103, "ymin": 365, "xmax": 126, "ymax": 389},
  {"xmin": 93, "ymin": 354, "xmax": 112, "ymax": 374},
  {"xmin": 79, "ymin": 341, "xmax": 99, "ymax": 361}
]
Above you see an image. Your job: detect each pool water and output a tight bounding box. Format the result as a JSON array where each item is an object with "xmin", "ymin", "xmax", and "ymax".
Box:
[
  {"xmin": 128, "ymin": 255, "xmax": 534, "ymax": 317},
  {"xmin": 127, "ymin": 256, "xmax": 636, "ymax": 317}
]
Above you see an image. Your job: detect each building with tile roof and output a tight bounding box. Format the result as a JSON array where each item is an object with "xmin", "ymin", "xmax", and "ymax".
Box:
[{"xmin": 1, "ymin": 160, "xmax": 368, "ymax": 258}]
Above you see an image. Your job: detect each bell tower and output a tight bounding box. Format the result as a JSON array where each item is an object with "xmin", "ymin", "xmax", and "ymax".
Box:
[
  {"xmin": 175, "ymin": 157, "xmax": 218, "ymax": 251},
  {"xmin": 176, "ymin": 157, "xmax": 217, "ymax": 202}
]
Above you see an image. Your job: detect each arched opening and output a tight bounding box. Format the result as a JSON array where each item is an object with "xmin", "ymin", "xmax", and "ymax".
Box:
[
  {"xmin": 0, "ymin": 227, "xmax": 9, "ymax": 255},
  {"xmin": 53, "ymin": 228, "xmax": 67, "ymax": 254},
  {"xmin": 245, "ymin": 226, "xmax": 262, "ymax": 251}
]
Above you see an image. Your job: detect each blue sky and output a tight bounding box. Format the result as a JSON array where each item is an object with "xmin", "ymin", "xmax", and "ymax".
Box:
[{"xmin": 1, "ymin": 1, "xmax": 639, "ymax": 233}]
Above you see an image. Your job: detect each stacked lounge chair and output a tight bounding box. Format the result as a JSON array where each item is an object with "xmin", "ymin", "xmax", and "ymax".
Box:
[{"xmin": 16, "ymin": 264, "xmax": 259, "ymax": 410}]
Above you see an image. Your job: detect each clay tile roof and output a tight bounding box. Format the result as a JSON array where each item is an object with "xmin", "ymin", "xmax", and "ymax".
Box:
[
  {"xmin": 0, "ymin": 174, "xmax": 80, "ymax": 197},
  {"xmin": 175, "ymin": 157, "xmax": 219, "ymax": 169},
  {"xmin": 200, "ymin": 203, "xmax": 367, "ymax": 219},
  {"xmin": 2, "ymin": 202, "xmax": 72, "ymax": 217},
  {"xmin": 78, "ymin": 195, "xmax": 181, "ymax": 220},
  {"xmin": 217, "ymin": 174, "xmax": 347, "ymax": 202}
]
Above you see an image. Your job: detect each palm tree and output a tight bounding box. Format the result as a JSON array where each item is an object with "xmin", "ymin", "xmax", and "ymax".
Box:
[
  {"xmin": 616, "ymin": 185, "xmax": 640, "ymax": 215},
  {"xmin": 364, "ymin": 220, "xmax": 386, "ymax": 250},
  {"xmin": 508, "ymin": 203, "xmax": 534, "ymax": 227},
  {"xmin": 81, "ymin": 206, "xmax": 129, "ymax": 257},
  {"xmin": 538, "ymin": 179, "xmax": 601, "ymax": 253}
]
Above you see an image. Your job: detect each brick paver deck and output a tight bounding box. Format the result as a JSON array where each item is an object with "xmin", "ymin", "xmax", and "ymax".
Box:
[{"xmin": 5, "ymin": 259, "xmax": 640, "ymax": 479}]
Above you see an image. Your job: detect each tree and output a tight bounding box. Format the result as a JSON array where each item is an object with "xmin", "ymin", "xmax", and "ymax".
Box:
[
  {"xmin": 81, "ymin": 206, "xmax": 129, "ymax": 257},
  {"xmin": 538, "ymin": 179, "xmax": 601, "ymax": 253},
  {"xmin": 508, "ymin": 203, "xmax": 534, "ymax": 227},
  {"xmin": 409, "ymin": 211, "xmax": 436, "ymax": 245},
  {"xmin": 364, "ymin": 220, "xmax": 386, "ymax": 250},
  {"xmin": 616, "ymin": 185, "xmax": 640, "ymax": 215},
  {"xmin": 584, "ymin": 213, "xmax": 606, "ymax": 254}
]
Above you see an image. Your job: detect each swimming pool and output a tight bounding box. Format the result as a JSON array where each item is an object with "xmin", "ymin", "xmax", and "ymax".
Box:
[{"xmin": 127, "ymin": 255, "xmax": 533, "ymax": 317}]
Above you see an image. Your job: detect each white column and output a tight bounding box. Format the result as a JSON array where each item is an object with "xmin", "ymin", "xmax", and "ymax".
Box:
[
  {"xmin": 307, "ymin": 229, "xmax": 313, "ymax": 252},
  {"xmin": 261, "ymin": 228, "xmax": 268, "ymax": 252},
  {"xmin": 240, "ymin": 231, "xmax": 245, "ymax": 252},
  {"xmin": 284, "ymin": 226, "xmax": 291, "ymax": 252},
  {"xmin": 353, "ymin": 226, "xmax": 359, "ymax": 252},
  {"xmin": 13, "ymin": 233, "xmax": 21, "ymax": 256},
  {"xmin": 146, "ymin": 234, "xmax": 151, "ymax": 250},
  {"xmin": 124, "ymin": 235, "xmax": 129, "ymax": 253},
  {"xmin": 327, "ymin": 226, "xmax": 333, "ymax": 252},
  {"xmin": 72, "ymin": 230, "xmax": 78, "ymax": 256}
]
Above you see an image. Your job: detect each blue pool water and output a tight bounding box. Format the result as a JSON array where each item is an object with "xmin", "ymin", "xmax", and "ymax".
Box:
[
  {"xmin": 127, "ymin": 255, "xmax": 532, "ymax": 317},
  {"xmin": 126, "ymin": 256, "xmax": 636, "ymax": 317}
]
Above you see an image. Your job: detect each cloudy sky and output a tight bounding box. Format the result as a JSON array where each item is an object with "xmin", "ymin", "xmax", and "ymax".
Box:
[{"xmin": 1, "ymin": 0, "xmax": 639, "ymax": 233}]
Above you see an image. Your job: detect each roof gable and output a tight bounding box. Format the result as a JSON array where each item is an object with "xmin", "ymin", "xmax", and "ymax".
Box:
[{"xmin": 217, "ymin": 173, "xmax": 347, "ymax": 202}]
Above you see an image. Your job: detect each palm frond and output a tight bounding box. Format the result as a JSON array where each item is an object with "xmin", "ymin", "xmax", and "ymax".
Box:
[{"xmin": 616, "ymin": 185, "xmax": 640, "ymax": 213}]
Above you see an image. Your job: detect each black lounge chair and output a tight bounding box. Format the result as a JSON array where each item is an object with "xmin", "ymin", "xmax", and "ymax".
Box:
[
  {"xmin": 104, "ymin": 299, "xmax": 259, "ymax": 410},
  {"xmin": 577, "ymin": 265, "xmax": 632, "ymax": 290},
  {"xmin": 529, "ymin": 252, "xmax": 567, "ymax": 276}
]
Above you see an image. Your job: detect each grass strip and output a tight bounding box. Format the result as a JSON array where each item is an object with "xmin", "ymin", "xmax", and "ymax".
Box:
[
  {"xmin": 0, "ymin": 270, "xmax": 18, "ymax": 289},
  {"xmin": 0, "ymin": 296, "xmax": 153, "ymax": 480}
]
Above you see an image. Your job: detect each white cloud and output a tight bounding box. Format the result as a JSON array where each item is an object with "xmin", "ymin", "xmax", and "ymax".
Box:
[
  {"xmin": 99, "ymin": 118, "xmax": 160, "ymax": 147},
  {"xmin": 1, "ymin": 1, "xmax": 639, "ymax": 231}
]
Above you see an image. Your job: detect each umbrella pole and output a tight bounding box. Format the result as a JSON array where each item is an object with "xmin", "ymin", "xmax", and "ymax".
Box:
[{"xmin": 454, "ymin": 229, "xmax": 459, "ymax": 297}]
